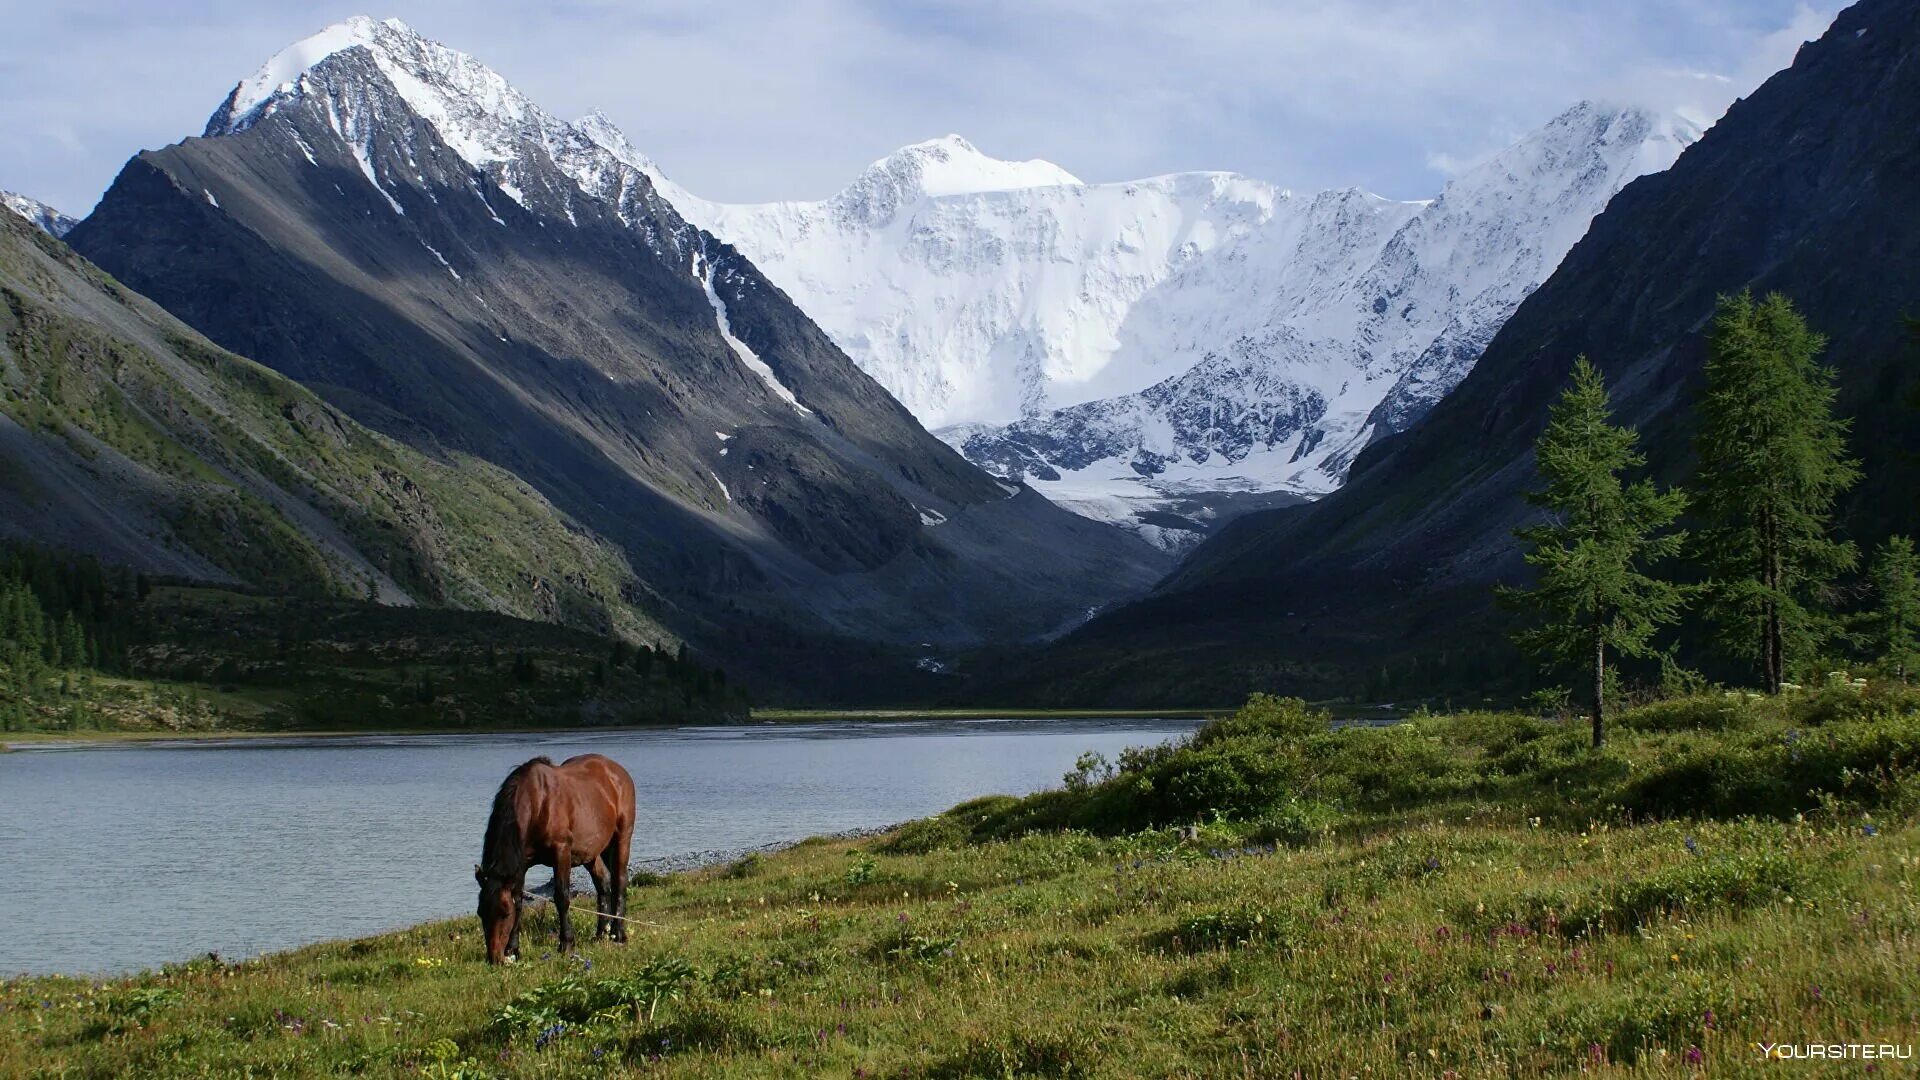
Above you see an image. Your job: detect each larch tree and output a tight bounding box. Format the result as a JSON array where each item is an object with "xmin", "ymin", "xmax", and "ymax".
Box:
[
  {"xmin": 1504, "ymin": 357, "xmax": 1687, "ymax": 748},
  {"xmin": 1693, "ymin": 292, "xmax": 1859, "ymax": 693},
  {"xmin": 1867, "ymin": 535, "xmax": 1920, "ymax": 682}
]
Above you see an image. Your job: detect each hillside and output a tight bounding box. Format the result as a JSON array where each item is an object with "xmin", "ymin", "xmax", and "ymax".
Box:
[{"xmin": 0, "ymin": 209, "xmax": 665, "ymax": 645}]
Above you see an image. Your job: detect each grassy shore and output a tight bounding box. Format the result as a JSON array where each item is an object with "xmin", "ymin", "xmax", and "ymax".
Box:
[{"xmin": 5, "ymin": 688, "xmax": 1917, "ymax": 1077}]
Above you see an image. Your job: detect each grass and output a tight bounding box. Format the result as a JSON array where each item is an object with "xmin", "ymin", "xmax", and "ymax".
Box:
[{"xmin": 5, "ymin": 688, "xmax": 1918, "ymax": 1077}]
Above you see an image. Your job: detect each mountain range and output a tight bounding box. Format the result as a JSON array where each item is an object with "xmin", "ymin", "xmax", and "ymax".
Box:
[
  {"xmin": 40, "ymin": 16, "xmax": 1167, "ymax": 698},
  {"xmin": 9, "ymin": 3, "xmax": 1903, "ymax": 708},
  {"xmin": 994, "ymin": 0, "xmax": 1920, "ymax": 705},
  {"xmin": 629, "ymin": 106, "xmax": 1696, "ymax": 547}
]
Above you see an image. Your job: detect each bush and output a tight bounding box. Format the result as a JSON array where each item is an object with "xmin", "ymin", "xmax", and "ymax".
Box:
[
  {"xmin": 1302, "ymin": 722, "xmax": 1475, "ymax": 809},
  {"xmin": 722, "ymin": 852, "xmax": 765, "ymax": 879},
  {"xmin": 1616, "ymin": 695, "xmax": 1751, "ymax": 733},
  {"xmin": 880, "ymin": 815, "xmax": 969, "ymax": 854},
  {"xmin": 1189, "ymin": 693, "xmax": 1325, "ymax": 749},
  {"xmin": 1621, "ymin": 711, "xmax": 1920, "ymax": 819},
  {"xmin": 1244, "ymin": 797, "xmax": 1338, "ymax": 847}
]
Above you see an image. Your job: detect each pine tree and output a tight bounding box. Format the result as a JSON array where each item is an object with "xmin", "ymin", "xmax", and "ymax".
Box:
[
  {"xmin": 1693, "ymin": 292, "xmax": 1860, "ymax": 692},
  {"xmin": 1502, "ymin": 357, "xmax": 1688, "ymax": 748},
  {"xmin": 1867, "ymin": 535, "xmax": 1920, "ymax": 682}
]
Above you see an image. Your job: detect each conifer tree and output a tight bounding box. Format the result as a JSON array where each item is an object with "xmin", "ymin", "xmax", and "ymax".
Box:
[
  {"xmin": 1503, "ymin": 357, "xmax": 1687, "ymax": 748},
  {"xmin": 1867, "ymin": 535, "xmax": 1920, "ymax": 682},
  {"xmin": 1693, "ymin": 293, "xmax": 1859, "ymax": 692}
]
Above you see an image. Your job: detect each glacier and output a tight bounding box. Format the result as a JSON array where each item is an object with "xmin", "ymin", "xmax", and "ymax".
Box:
[{"xmin": 597, "ymin": 106, "xmax": 1698, "ymax": 547}]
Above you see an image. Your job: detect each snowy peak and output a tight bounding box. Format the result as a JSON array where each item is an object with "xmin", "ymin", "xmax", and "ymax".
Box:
[
  {"xmin": 1448, "ymin": 101, "xmax": 1698, "ymax": 200},
  {"xmin": 206, "ymin": 15, "xmax": 550, "ymax": 170},
  {"xmin": 2, "ymin": 191, "xmax": 78, "ymax": 239},
  {"xmin": 210, "ymin": 16, "xmax": 401, "ymax": 133},
  {"xmin": 575, "ymin": 109, "xmax": 655, "ymax": 172},
  {"xmin": 864, "ymin": 135, "xmax": 1081, "ymax": 197},
  {"xmin": 829, "ymin": 134, "xmax": 1081, "ymax": 227}
]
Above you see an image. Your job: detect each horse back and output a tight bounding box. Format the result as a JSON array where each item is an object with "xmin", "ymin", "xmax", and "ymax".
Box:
[{"xmin": 557, "ymin": 754, "xmax": 636, "ymax": 841}]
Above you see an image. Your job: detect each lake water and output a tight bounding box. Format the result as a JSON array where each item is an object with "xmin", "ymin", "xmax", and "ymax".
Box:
[{"xmin": 0, "ymin": 718, "xmax": 1200, "ymax": 976}]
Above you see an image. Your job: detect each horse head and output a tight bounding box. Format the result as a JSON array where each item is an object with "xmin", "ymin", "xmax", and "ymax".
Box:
[{"xmin": 475, "ymin": 864, "xmax": 517, "ymax": 964}]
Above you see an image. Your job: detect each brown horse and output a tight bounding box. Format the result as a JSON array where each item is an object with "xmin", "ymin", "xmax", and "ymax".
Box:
[{"xmin": 475, "ymin": 754, "xmax": 636, "ymax": 964}]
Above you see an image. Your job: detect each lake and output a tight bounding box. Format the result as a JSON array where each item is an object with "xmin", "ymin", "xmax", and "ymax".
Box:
[{"xmin": 0, "ymin": 717, "xmax": 1201, "ymax": 975}]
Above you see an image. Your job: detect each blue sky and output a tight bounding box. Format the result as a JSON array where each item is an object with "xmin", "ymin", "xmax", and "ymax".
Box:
[{"xmin": 0, "ymin": 0, "xmax": 1839, "ymax": 216}]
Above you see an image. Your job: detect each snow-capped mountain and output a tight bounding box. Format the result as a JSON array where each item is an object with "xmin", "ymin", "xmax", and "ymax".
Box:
[
  {"xmin": 2, "ymin": 191, "xmax": 78, "ymax": 238},
  {"xmin": 604, "ymin": 105, "xmax": 1696, "ymax": 547},
  {"xmin": 69, "ymin": 16, "xmax": 1169, "ymax": 689}
]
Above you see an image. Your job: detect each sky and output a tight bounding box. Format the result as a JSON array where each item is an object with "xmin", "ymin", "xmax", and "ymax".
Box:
[{"xmin": 0, "ymin": 0, "xmax": 1840, "ymax": 217}]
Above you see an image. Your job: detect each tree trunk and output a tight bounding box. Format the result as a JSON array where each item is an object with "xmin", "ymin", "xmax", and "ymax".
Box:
[
  {"xmin": 1591, "ymin": 623, "xmax": 1606, "ymax": 750},
  {"xmin": 1761, "ymin": 504, "xmax": 1783, "ymax": 694}
]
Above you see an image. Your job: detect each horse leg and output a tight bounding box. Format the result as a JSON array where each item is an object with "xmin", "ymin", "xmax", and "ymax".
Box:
[
  {"xmin": 606, "ymin": 836, "xmax": 630, "ymax": 943},
  {"xmin": 506, "ymin": 871, "xmax": 526, "ymax": 959},
  {"xmin": 585, "ymin": 855, "xmax": 613, "ymax": 941},
  {"xmin": 553, "ymin": 852, "xmax": 574, "ymax": 952}
]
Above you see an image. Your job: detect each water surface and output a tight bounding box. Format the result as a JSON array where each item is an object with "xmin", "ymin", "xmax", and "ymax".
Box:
[{"xmin": 0, "ymin": 717, "xmax": 1198, "ymax": 975}]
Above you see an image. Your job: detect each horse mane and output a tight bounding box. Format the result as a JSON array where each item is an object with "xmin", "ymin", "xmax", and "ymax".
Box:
[{"xmin": 480, "ymin": 756, "xmax": 554, "ymax": 878}]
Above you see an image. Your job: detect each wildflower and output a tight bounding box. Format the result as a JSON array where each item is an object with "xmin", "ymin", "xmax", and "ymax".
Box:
[
  {"xmin": 1684, "ymin": 1046, "xmax": 1703, "ymax": 1065},
  {"xmin": 1684, "ymin": 836, "xmax": 1699, "ymax": 856}
]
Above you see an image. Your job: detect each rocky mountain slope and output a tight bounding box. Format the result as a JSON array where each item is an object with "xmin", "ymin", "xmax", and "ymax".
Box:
[
  {"xmin": 64, "ymin": 17, "xmax": 1168, "ymax": 696},
  {"xmin": 993, "ymin": 0, "xmax": 1917, "ymax": 705},
  {"xmin": 0, "ymin": 208, "xmax": 664, "ymax": 643},
  {"xmin": 631, "ymin": 108, "xmax": 1696, "ymax": 547},
  {"xmin": 2, "ymin": 192, "xmax": 78, "ymax": 239}
]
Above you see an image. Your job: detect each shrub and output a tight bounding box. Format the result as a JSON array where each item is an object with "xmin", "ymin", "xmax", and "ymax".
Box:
[
  {"xmin": 1616, "ymin": 695, "xmax": 1750, "ymax": 733},
  {"xmin": 1621, "ymin": 710, "xmax": 1920, "ymax": 819},
  {"xmin": 722, "ymin": 852, "xmax": 764, "ymax": 879},
  {"xmin": 1302, "ymin": 723, "xmax": 1474, "ymax": 808},
  {"xmin": 880, "ymin": 815, "xmax": 968, "ymax": 854},
  {"xmin": 1189, "ymin": 693, "xmax": 1325, "ymax": 749},
  {"xmin": 1244, "ymin": 797, "xmax": 1338, "ymax": 847}
]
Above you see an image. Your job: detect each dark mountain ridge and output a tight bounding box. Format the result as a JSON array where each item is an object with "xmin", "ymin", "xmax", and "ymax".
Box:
[{"xmin": 64, "ymin": 19, "xmax": 1167, "ymax": 697}]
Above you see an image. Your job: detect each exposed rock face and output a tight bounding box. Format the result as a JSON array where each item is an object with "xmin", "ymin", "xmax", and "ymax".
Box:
[{"xmin": 65, "ymin": 17, "xmax": 1168, "ymax": 695}]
